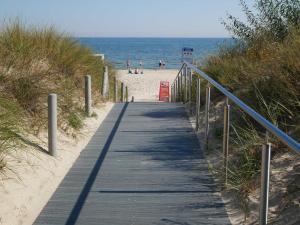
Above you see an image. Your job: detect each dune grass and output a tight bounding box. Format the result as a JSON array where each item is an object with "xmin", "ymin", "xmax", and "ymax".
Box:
[
  {"xmin": 198, "ymin": 0, "xmax": 300, "ymax": 220},
  {"xmin": 0, "ymin": 20, "xmax": 115, "ymax": 172}
]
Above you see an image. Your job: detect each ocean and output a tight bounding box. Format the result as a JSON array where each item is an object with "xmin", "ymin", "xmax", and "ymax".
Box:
[{"xmin": 77, "ymin": 38, "xmax": 231, "ymax": 69}]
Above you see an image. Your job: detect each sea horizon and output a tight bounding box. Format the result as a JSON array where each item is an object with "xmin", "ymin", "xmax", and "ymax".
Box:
[
  {"xmin": 77, "ymin": 37, "xmax": 233, "ymax": 69},
  {"xmin": 75, "ymin": 36, "xmax": 231, "ymax": 39}
]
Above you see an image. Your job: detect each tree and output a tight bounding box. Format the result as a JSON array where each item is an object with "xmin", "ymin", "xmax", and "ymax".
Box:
[{"xmin": 223, "ymin": 0, "xmax": 300, "ymax": 42}]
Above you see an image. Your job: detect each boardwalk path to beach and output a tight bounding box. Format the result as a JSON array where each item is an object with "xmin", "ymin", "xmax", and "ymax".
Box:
[{"xmin": 34, "ymin": 102, "xmax": 230, "ymax": 225}]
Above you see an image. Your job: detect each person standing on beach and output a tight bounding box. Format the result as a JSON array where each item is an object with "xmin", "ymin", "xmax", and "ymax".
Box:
[
  {"xmin": 159, "ymin": 60, "xmax": 162, "ymax": 69},
  {"xmin": 126, "ymin": 59, "xmax": 131, "ymax": 73},
  {"xmin": 139, "ymin": 60, "xmax": 143, "ymax": 74}
]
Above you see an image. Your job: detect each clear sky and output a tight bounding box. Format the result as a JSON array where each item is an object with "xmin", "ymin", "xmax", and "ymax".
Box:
[{"xmin": 0, "ymin": 0, "xmax": 253, "ymax": 37}]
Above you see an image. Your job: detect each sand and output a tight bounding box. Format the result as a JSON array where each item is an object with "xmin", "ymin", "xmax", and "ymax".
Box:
[
  {"xmin": 0, "ymin": 69, "xmax": 180, "ymax": 225},
  {"xmin": 0, "ymin": 103, "xmax": 113, "ymax": 225},
  {"xmin": 116, "ymin": 69, "xmax": 178, "ymax": 102}
]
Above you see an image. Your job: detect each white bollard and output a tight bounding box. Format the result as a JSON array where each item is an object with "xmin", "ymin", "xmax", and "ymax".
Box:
[
  {"xmin": 85, "ymin": 75, "xmax": 92, "ymax": 116},
  {"xmin": 102, "ymin": 66, "xmax": 109, "ymax": 98},
  {"xmin": 48, "ymin": 93, "xmax": 57, "ymax": 157}
]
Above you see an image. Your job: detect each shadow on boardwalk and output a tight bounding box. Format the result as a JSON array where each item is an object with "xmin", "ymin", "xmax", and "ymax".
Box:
[{"xmin": 34, "ymin": 102, "xmax": 231, "ymax": 225}]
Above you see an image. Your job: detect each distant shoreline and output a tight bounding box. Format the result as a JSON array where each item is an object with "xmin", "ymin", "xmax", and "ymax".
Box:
[{"xmin": 77, "ymin": 37, "xmax": 232, "ymax": 69}]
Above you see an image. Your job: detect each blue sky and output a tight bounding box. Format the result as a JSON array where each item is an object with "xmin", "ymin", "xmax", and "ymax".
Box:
[{"xmin": 0, "ymin": 0, "xmax": 254, "ymax": 37}]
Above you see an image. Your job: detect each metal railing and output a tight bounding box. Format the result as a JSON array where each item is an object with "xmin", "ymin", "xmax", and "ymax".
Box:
[{"xmin": 171, "ymin": 60, "xmax": 300, "ymax": 225}]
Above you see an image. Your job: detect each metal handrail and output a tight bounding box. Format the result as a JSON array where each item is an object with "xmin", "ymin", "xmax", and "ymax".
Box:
[
  {"xmin": 171, "ymin": 59, "xmax": 300, "ymax": 225},
  {"xmin": 179, "ymin": 60, "xmax": 300, "ymax": 155}
]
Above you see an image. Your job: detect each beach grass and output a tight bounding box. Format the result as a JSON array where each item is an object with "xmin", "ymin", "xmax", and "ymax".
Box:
[
  {"xmin": 199, "ymin": 0, "xmax": 300, "ymax": 220},
  {"xmin": 0, "ymin": 20, "xmax": 115, "ymax": 171}
]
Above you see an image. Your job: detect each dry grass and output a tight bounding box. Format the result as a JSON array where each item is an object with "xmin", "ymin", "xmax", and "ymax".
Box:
[
  {"xmin": 0, "ymin": 20, "xmax": 115, "ymax": 172},
  {"xmin": 198, "ymin": 1, "xmax": 300, "ymax": 221}
]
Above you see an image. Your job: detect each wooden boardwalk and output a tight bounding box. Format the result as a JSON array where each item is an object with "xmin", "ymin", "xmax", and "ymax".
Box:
[{"xmin": 34, "ymin": 102, "xmax": 231, "ymax": 225}]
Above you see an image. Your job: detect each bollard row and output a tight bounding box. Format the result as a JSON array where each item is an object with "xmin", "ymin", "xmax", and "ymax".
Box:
[{"xmin": 48, "ymin": 67, "xmax": 131, "ymax": 157}]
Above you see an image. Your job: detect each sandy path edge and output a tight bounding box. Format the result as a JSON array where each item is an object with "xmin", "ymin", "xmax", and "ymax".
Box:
[{"xmin": 0, "ymin": 102, "xmax": 114, "ymax": 225}]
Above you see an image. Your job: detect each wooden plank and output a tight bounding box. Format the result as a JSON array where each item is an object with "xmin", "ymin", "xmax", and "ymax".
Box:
[{"xmin": 33, "ymin": 102, "xmax": 231, "ymax": 225}]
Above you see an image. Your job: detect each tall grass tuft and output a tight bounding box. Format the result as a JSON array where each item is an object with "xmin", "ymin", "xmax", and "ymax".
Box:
[
  {"xmin": 201, "ymin": 0, "xmax": 300, "ymax": 220},
  {"xmin": 0, "ymin": 20, "xmax": 113, "ymax": 132},
  {"xmin": 0, "ymin": 96, "xmax": 24, "ymax": 172},
  {"xmin": 0, "ymin": 20, "xmax": 115, "ymax": 172}
]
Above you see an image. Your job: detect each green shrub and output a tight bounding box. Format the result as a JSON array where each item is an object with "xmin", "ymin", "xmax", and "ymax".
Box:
[{"xmin": 68, "ymin": 112, "xmax": 83, "ymax": 130}]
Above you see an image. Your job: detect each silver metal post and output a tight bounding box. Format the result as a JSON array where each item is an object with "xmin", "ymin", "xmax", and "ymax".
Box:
[
  {"xmin": 259, "ymin": 142, "xmax": 271, "ymax": 225},
  {"xmin": 196, "ymin": 78, "xmax": 201, "ymax": 131},
  {"xmin": 171, "ymin": 85, "xmax": 174, "ymax": 102},
  {"xmin": 188, "ymin": 68, "xmax": 192, "ymax": 103},
  {"xmin": 174, "ymin": 83, "xmax": 176, "ymax": 102},
  {"xmin": 178, "ymin": 76, "xmax": 181, "ymax": 101},
  {"xmin": 114, "ymin": 77, "xmax": 118, "ymax": 103},
  {"xmin": 102, "ymin": 66, "xmax": 109, "ymax": 98},
  {"xmin": 176, "ymin": 77, "xmax": 179, "ymax": 101},
  {"xmin": 184, "ymin": 65, "xmax": 187, "ymax": 103},
  {"xmin": 85, "ymin": 75, "xmax": 92, "ymax": 117},
  {"xmin": 173, "ymin": 85, "xmax": 175, "ymax": 102},
  {"xmin": 170, "ymin": 85, "xmax": 172, "ymax": 102},
  {"xmin": 223, "ymin": 97, "xmax": 230, "ymax": 185},
  {"xmin": 179, "ymin": 74, "xmax": 182, "ymax": 102},
  {"xmin": 189, "ymin": 69, "xmax": 192, "ymax": 112},
  {"xmin": 180, "ymin": 71, "xmax": 183, "ymax": 102},
  {"xmin": 205, "ymin": 85, "xmax": 211, "ymax": 150},
  {"xmin": 48, "ymin": 93, "xmax": 57, "ymax": 157}
]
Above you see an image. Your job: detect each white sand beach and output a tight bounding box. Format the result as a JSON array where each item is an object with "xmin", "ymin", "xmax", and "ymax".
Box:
[
  {"xmin": 116, "ymin": 69, "xmax": 178, "ymax": 102},
  {"xmin": 0, "ymin": 103, "xmax": 113, "ymax": 225}
]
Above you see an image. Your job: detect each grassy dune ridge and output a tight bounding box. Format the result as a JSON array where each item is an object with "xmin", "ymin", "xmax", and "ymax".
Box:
[
  {"xmin": 196, "ymin": 0, "xmax": 300, "ymax": 221},
  {"xmin": 0, "ymin": 21, "xmax": 115, "ymax": 170}
]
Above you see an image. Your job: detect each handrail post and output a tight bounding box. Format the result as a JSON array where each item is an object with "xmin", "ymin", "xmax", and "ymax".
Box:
[
  {"xmin": 176, "ymin": 76, "xmax": 179, "ymax": 102},
  {"xmin": 174, "ymin": 80, "xmax": 176, "ymax": 102},
  {"xmin": 188, "ymin": 68, "xmax": 192, "ymax": 112},
  {"xmin": 184, "ymin": 65, "xmax": 187, "ymax": 103},
  {"xmin": 259, "ymin": 142, "xmax": 271, "ymax": 225},
  {"xmin": 223, "ymin": 97, "xmax": 230, "ymax": 185},
  {"xmin": 173, "ymin": 81, "xmax": 175, "ymax": 102},
  {"xmin": 114, "ymin": 77, "xmax": 118, "ymax": 103},
  {"xmin": 171, "ymin": 83, "xmax": 174, "ymax": 102},
  {"xmin": 177, "ymin": 74, "xmax": 181, "ymax": 101},
  {"xmin": 179, "ymin": 73, "xmax": 182, "ymax": 102},
  {"xmin": 180, "ymin": 70, "xmax": 183, "ymax": 102},
  {"xmin": 205, "ymin": 85, "xmax": 211, "ymax": 150},
  {"xmin": 175, "ymin": 80, "xmax": 178, "ymax": 102},
  {"xmin": 177, "ymin": 74, "xmax": 181, "ymax": 102},
  {"xmin": 172, "ymin": 85, "xmax": 175, "ymax": 102},
  {"xmin": 85, "ymin": 75, "xmax": 92, "ymax": 117},
  {"xmin": 48, "ymin": 93, "xmax": 57, "ymax": 157},
  {"xmin": 196, "ymin": 78, "xmax": 201, "ymax": 131}
]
